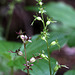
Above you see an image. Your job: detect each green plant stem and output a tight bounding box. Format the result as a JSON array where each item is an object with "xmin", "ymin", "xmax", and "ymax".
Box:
[
  {"xmin": 10, "ymin": 67, "xmax": 14, "ymax": 75},
  {"xmin": 40, "ymin": 5, "xmax": 52, "ymax": 74},
  {"xmin": 41, "ymin": 9, "xmax": 52, "ymax": 75},
  {"xmin": 41, "ymin": 13, "xmax": 45, "ymax": 29},
  {"xmin": 46, "ymin": 41, "xmax": 52, "ymax": 75},
  {"xmin": 24, "ymin": 43, "xmax": 29, "ymax": 75},
  {"xmin": 53, "ymin": 71, "xmax": 55, "ymax": 75}
]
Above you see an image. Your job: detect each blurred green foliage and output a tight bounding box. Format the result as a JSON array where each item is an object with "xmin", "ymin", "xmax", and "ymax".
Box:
[{"xmin": 0, "ymin": 41, "xmax": 22, "ymax": 74}]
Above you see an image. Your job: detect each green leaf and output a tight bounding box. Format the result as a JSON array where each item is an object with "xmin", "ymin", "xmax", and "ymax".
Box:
[
  {"xmin": 0, "ymin": 56, "xmax": 10, "ymax": 73},
  {"xmin": 67, "ymin": 32, "xmax": 75, "ymax": 47},
  {"xmin": 64, "ymin": 70, "xmax": 75, "ymax": 75},
  {"xmin": 0, "ymin": 40, "xmax": 22, "ymax": 72},
  {"xmin": 30, "ymin": 58, "xmax": 56, "ymax": 75},
  {"xmin": 0, "ymin": 40, "xmax": 22, "ymax": 52},
  {"xmin": 45, "ymin": 2, "xmax": 75, "ymax": 28},
  {"xmin": 0, "ymin": 40, "xmax": 22, "ymax": 61}
]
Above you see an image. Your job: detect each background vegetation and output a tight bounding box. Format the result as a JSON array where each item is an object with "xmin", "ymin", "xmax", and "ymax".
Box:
[{"xmin": 0, "ymin": 0, "xmax": 75, "ymax": 75}]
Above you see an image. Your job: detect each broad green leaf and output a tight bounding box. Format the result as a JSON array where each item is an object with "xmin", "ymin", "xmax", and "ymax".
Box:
[
  {"xmin": 64, "ymin": 70, "xmax": 75, "ymax": 75},
  {"xmin": 0, "ymin": 40, "xmax": 22, "ymax": 61},
  {"xmin": 0, "ymin": 41, "xmax": 22, "ymax": 52},
  {"xmin": 45, "ymin": 2, "xmax": 75, "ymax": 28},
  {"xmin": 0, "ymin": 41, "xmax": 22, "ymax": 72}
]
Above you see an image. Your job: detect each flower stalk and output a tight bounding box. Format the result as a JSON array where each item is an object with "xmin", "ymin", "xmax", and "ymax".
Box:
[
  {"xmin": 46, "ymin": 41, "xmax": 52, "ymax": 75},
  {"xmin": 41, "ymin": 9, "xmax": 52, "ymax": 75},
  {"xmin": 10, "ymin": 67, "xmax": 14, "ymax": 75},
  {"xmin": 34, "ymin": 0, "xmax": 57, "ymax": 75},
  {"xmin": 24, "ymin": 43, "xmax": 30, "ymax": 75}
]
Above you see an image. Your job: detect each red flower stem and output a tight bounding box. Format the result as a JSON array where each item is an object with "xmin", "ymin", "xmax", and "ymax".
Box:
[{"xmin": 24, "ymin": 43, "xmax": 29, "ymax": 75}]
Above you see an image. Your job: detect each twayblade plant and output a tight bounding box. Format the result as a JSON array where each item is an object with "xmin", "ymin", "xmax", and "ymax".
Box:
[
  {"xmin": 9, "ymin": 0, "xmax": 69, "ymax": 75},
  {"xmin": 31, "ymin": 0, "xmax": 61, "ymax": 74}
]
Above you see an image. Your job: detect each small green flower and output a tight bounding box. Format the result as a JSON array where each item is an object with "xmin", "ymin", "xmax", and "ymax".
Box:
[
  {"xmin": 51, "ymin": 41, "xmax": 57, "ymax": 46},
  {"xmin": 40, "ymin": 53, "xmax": 48, "ymax": 61},
  {"xmin": 39, "ymin": 8, "xmax": 46, "ymax": 14},
  {"xmin": 36, "ymin": 17, "xmax": 42, "ymax": 20},
  {"xmin": 31, "ymin": 16, "xmax": 42, "ymax": 25},
  {"xmin": 46, "ymin": 21, "xmax": 51, "ymax": 26},
  {"xmin": 39, "ymin": 2, "xmax": 43, "ymax": 5}
]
